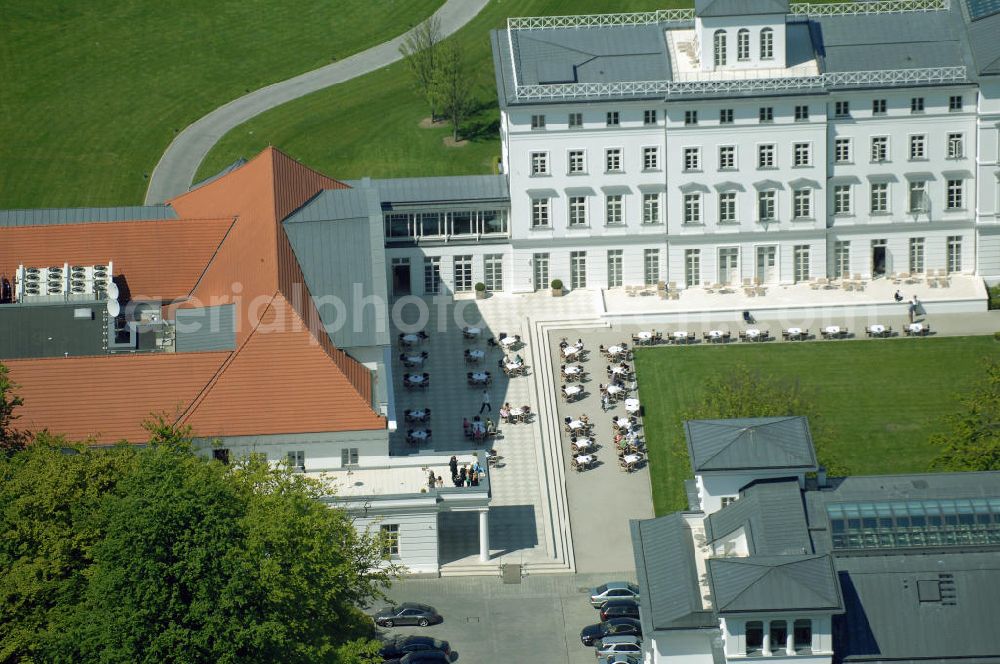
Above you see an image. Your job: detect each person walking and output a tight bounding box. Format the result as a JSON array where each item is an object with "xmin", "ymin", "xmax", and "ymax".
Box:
[
  {"xmin": 449, "ymin": 455, "xmax": 458, "ymax": 480},
  {"xmin": 908, "ymin": 297, "xmax": 916, "ymax": 323},
  {"xmin": 479, "ymin": 388, "xmax": 491, "ymax": 414}
]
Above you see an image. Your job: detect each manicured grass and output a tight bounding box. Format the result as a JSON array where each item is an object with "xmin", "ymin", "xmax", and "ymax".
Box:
[
  {"xmin": 634, "ymin": 336, "xmax": 1000, "ymax": 516},
  {"xmin": 0, "ymin": 0, "xmax": 443, "ymax": 208},
  {"xmin": 197, "ymin": 0, "xmax": 681, "ymax": 182}
]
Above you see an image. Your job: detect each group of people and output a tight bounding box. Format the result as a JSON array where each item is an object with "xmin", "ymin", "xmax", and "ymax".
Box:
[
  {"xmin": 438, "ymin": 456, "xmax": 484, "ymax": 488},
  {"xmin": 462, "ymin": 415, "xmax": 495, "ymax": 440},
  {"xmin": 498, "ymin": 402, "xmax": 531, "ymax": 424},
  {"xmin": 598, "ymin": 342, "xmax": 630, "ymax": 360}
]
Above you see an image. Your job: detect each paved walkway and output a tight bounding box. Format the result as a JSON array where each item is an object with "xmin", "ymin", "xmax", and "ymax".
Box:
[{"xmin": 144, "ymin": 0, "xmax": 489, "ymax": 204}]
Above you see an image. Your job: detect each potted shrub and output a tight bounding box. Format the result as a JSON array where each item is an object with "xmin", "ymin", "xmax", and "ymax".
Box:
[
  {"xmin": 551, "ymin": 278, "xmax": 564, "ymax": 297},
  {"xmin": 474, "ymin": 282, "xmax": 487, "ymax": 299}
]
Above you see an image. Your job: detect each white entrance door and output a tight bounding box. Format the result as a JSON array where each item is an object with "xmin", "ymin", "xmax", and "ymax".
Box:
[
  {"xmin": 756, "ymin": 245, "xmax": 777, "ymax": 283},
  {"xmin": 718, "ymin": 248, "xmax": 739, "ymax": 285}
]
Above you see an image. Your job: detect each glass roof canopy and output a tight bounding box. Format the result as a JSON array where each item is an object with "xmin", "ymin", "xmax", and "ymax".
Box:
[{"xmin": 827, "ymin": 497, "xmax": 1000, "ymax": 550}]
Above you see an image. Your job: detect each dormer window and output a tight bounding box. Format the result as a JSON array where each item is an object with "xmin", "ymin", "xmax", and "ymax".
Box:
[
  {"xmin": 760, "ymin": 28, "xmax": 774, "ymax": 60},
  {"xmin": 713, "ymin": 30, "xmax": 727, "ymax": 67},
  {"xmin": 737, "ymin": 29, "xmax": 750, "ymax": 61}
]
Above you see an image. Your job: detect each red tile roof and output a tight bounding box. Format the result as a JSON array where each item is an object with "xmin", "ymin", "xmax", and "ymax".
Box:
[{"xmin": 3, "ymin": 148, "xmax": 384, "ymax": 444}]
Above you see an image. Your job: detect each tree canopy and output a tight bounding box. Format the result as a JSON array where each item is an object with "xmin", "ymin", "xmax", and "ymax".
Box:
[
  {"xmin": 0, "ymin": 428, "xmax": 393, "ymax": 663},
  {"xmin": 399, "ymin": 15, "xmax": 442, "ymax": 120},
  {"xmin": 0, "ymin": 363, "xmax": 29, "ymax": 456},
  {"xmin": 931, "ymin": 359, "xmax": 1000, "ymax": 472}
]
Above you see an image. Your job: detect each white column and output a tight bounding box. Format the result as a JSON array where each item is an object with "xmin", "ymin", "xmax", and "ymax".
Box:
[
  {"xmin": 478, "ymin": 509, "xmax": 490, "ymax": 562},
  {"xmin": 762, "ymin": 629, "xmax": 772, "ymax": 657},
  {"xmin": 786, "ymin": 629, "xmax": 795, "ymax": 656}
]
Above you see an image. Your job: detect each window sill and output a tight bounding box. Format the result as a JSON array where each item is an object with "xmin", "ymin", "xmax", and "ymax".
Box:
[
  {"xmin": 718, "ymin": 221, "xmax": 740, "ymax": 226},
  {"xmin": 757, "ymin": 166, "xmax": 778, "ymax": 171},
  {"xmin": 834, "ymin": 161, "xmax": 853, "ymax": 166},
  {"xmin": 605, "ymin": 170, "xmax": 624, "ymax": 175},
  {"xmin": 792, "ymin": 217, "xmax": 816, "ymax": 222},
  {"xmin": 682, "ymin": 222, "xmax": 705, "ymax": 227},
  {"xmin": 567, "ymin": 224, "xmax": 591, "ymax": 229},
  {"xmin": 529, "ymin": 225, "xmax": 553, "ymax": 231},
  {"xmin": 682, "ymin": 169, "xmax": 703, "ymax": 174},
  {"xmin": 718, "ymin": 167, "xmax": 737, "ymax": 172},
  {"xmin": 529, "ymin": 173, "xmax": 551, "ymax": 178},
  {"xmin": 908, "ymin": 157, "xmax": 928, "ymax": 162},
  {"xmin": 605, "ymin": 223, "xmax": 626, "ymax": 228},
  {"xmin": 945, "ymin": 208, "xmax": 967, "ymax": 212},
  {"xmin": 833, "ymin": 213, "xmax": 855, "ymax": 218},
  {"xmin": 870, "ymin": 211, "xmax": 892, "ymax": 217},
  {"xmin": 567, "ymin": 172, "xmax": 588, "ymax": 176},
  {"xmin": 642, "ymin": 168, "xmax": 662, "ymax": 173},
  {"xmin": 792, "ymin": 164, "xmax": 813, "ymax": 169},
  {"xmin": 870, "ymin": 160, "xmax": 891, "ymax": 165},
  {"xmin": 641, "ymin": 221, "xmax": 664, "ymax": 227}
]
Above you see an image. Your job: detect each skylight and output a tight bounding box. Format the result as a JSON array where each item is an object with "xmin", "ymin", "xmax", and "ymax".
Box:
[{"xmin": 827, "ymin": 498, "xmax": 1000, "ymax": 550}]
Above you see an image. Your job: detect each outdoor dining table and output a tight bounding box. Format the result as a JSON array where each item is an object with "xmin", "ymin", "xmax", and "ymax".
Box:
[
  {"xmin": 607, "ymin": 345, "xmax": 625, "ymax": 356},
  {"xmin": 572, "ymin": 438, "xmax": 593, "ymax": 451},
  {"xmin": 745, "ymin": 328, "xmax": 761, "ymax": 340},
  {"xmin": 409, "ymin": 429, "xmax": 430, "ymax": 441},
  {"xmin": 908, "ymin": 323, "xmax": 927, "ymax": 335},
  {"xmin": 563, "ymin": 365, "xmax": 582, "ymax": 376},
  {"xmin": 404, "ymin": 374, "xmax": 426, "ymax": 385},
  {"xmin": 624, "ymin": 398, "xmax": 641, "ymax": 414},
  {"xmin": 574, "ymin": 454, "xmax": 595, "ymax": 467},
  {"xmin": 786, "ymin": 327, "xmax": 803, "ymax": 339},
  {"xmin": 402, "ymin": 354, "xmax": 426, "ymax": 366},
  {"xmin": 470, "ymin": 421, "xmax": 486, "ymax": 435},
  {"xmin": 470, "ymin": 371, "xmax": 489, "ymax": 383},
  {"xmin": 636, "ymin": 331, "xmax": 654, "ymax": 343},
  {"xmin": 613, "ymin": 416, "xmax": 631, "ymax": 428},
  {"xmin": 824, "ymin": 325, "xmax": 841, "ymax": 336},
  {"xmin": 622, "ymin": 453, "xmax": 641, "ymax": 465},
  {"xmin": 500, "ymin": 336, "xmax": 519, "ymax": 348},
  {"xmin": 505, "ymin": 361, "xmax": 523, "ymax": 372},
  {"xmin": 562, "ymin": 346, "xmax": 581, "ymax": 359},
  {"xmin": 606, "ymin": 384, "xmax": 624, "ymax": 396},
  {"xmin": 869, "ymin": 324, "xmax": 886, "ymax": 337},
  {"xmin": 463, "ymin": 326, "xmax": 482, "ymax": 337},
  {"xmin": 567, "ymin": 419, "xmax": 588, "ymax": 431},
  {"xmin": 466, "ymin": 349, "xmax": 485, "ymax": 361},
  {"xmin": 673, "ymin": 330, "xmax": 689, "ymax": 343},
  {"xmin": 401, "ymin": 333, "xmax": 421, "ymax": 345},
  {"xmin": 406, "ymin": 409, "xmax": 428, "ymax": 422},
  {"xmin": 563, "ymin": 385, "xmax": 583, "ymax": 397},
  {"xmin": 707, "ymin": 329, "xmax": 725, "ymax": 341},
  {"xmin": 610, "ymin": 365, "xmax": 627, "ymax": 376}
]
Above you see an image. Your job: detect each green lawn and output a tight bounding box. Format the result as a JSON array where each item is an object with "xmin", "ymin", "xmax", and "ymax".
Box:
[
  {"xmin": 0, "ymin": 0, "xmax": 443, "ymax": 208},
  {"xmin": 634, "ymin": 336, "xmax": 1000, "ymax": 516}
]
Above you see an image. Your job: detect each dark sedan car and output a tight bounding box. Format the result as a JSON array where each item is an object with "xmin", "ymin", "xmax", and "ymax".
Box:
[
  {"xmin": 379, "ymin": 636, "xmax": 451, "ymax": 660},
  {"xmin": 374, "ymin": 603, "xmax": 442, "ymax": 628},
  {"xmin": 384, "ymin": 651, "xmax": 451, "ymax": 664},
  {"xmin": 580, "ymin": 617, "xmax": 642, "ymax": 646},
  {"xmin": 600, "ymin": 599, "xmax": 640, "ymax": 621}
]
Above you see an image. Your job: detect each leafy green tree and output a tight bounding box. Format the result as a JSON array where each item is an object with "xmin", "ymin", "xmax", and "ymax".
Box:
[
  {"xmin": 399, "ymin": 15, "xmax": 442, "ymax": 120},
  {"xmin": 931, "ymin": 359, "xmax": 1000, "ymax": 472},
  {"xmin": 0, "ymin": 425, "xmax": 394, "ymax": 664},
  {"xmin": 431, "ymin": 41, "xmax": 474, "ymax": 142},
  {"xmin": 0, "ymin": 362, "xmax": 29, "ymax": 456}
]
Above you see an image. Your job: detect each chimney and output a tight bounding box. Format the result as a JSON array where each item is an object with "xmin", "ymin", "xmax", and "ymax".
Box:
[{"xmin": 817, "ymin": 466, "xmax": 828, "ymax": 488}]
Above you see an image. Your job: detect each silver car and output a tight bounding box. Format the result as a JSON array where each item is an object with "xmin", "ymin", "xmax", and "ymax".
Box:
[
  {"xmin": 603, "ymin": 655, "xmax": 640, "ymax": 664},
  {"xmin": 595, "ymin": 635, "xmax": 642, "ymax": 659},
  {"xmin": 590, "ymin": 581, "xmax": 640, "ymax": 607}
]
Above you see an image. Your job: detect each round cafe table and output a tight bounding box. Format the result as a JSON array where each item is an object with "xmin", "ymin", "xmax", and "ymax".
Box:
[
  {"xmin": 607, "ymin": 384, "xmax": 624, "ymax": 395},
  {"xmin": 787, "ymin": 327, "xmax": 802, "ymax": 337},
  {"xmin": 500, "ymin": 336, "xmax": 518, "ymax": 348},
  {"xmin": 673, "ymin": 331, "xmax": 688, "ymax": 341},
  {"xmin": 870, "ymin": 324, "xmax": 886, "ymax": 336},
  {"xmin": 607, "ymin": 345, "xmax": 624, "ymax": 356},
  {"xmin": 567, "ymin": 419, "xmax": 587, "ymax": 431},
  {"xmin": 610, "ymin": 365, "xmax": 627, "ymax": 376},
  {"xmin": 825, "ymin": 325, "xmax": 841, "ymax": 336},
  {"xmin": 464, "ymin": 326, "xmax": 482, "ymax": 336},
  {"xmin": 401, "ymin": 333, "xmax": 420, "ymax": 345},
  {"xmin": 745, "ymin": 328, "xmax": 761, "ymax": 339},
  {"xmin": 470, "ymin": 371, "xmax": 489, "ymax": 382},
  {"xmin": 407, "ymin": 409, "xmax": 428, "ymax": 421},
  {"xmin": 409, "ymin": 429, "xmax": 429, "ymax": 441},
  {"xmin": 708, "ymin": 330, "xmax": 724, "ymax": 340},
  {"xmin": 908, "ymin": 323, "xmax": 925, "ymax": 334},
  {"xmin": 637, "ymin": 331, "xmax": 653, "ymax": 341},
  {"xmin": 624, "ymin": 398, "xmax": 641, "ymax": 414},
  {"xmin": 467, "ymin": 349, "xmax": 485, "ymax": 360},
  {"xmin": 405, "ymin": 374, "xmax": 425, "ymax": 385}
]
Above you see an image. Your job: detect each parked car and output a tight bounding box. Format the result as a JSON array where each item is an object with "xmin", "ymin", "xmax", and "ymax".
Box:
[
  {"xmin": 374, "ymin": 603, "xmax": 442, "ymax": 628},
  {"xmin": 600, "ymin": 599, "xmax": 640, "ymax": 621},
  {"xmin": 602, "ymin": 655, "xmax": 640, "ymax": 664},
  {"xmin": 580, "ymin": 618, "xmax": 642, "ymax": 646},
  {"xmin": 379, "ymin": 636, "xmax": 451, "ymax": 660},
  {"xmin": 595, "ymin": 635, "xmax": 643, "ymax": 659},
  {"xmin": 384, "ymin": 651, "xmax": 451, "ymax": 664},
  {"xmin": 590, "ymin": 581, "xmax": 640, "ymax": 607}
]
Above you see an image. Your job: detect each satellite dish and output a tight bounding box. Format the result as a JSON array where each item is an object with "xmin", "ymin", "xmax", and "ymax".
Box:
[
  {"xmin": 106, "ymin": 299, "xmax": 121, "ymax": 317},
  {"xmin": 107, "ymin": 282, "xmax": 119, "ymax": 299}
]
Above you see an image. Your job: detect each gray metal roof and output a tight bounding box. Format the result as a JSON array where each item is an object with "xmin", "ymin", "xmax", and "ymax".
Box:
[
  {"xmin": 0, "ymin": 302, "xmax": 106, "ymax": 359},
  {"xmin": 343, "ymin": 175, "xmax": 509, "ymax": 207},
  {"xmin": 174, "ymin": 304, "xmax": 236, "ymax": 352},
  {"xmin": 685, "ymin": 416, "xmax": 818, "ymax": 473},
  {"xmin": 695, "ymin": 0, "xmax": 789, "ymax": 17},
  {"xmin": 836, "ymin": 553, "xmax": 1000, "ymax": 663},
  {"xmin": 630, "ymin": 515, "xmax": 717, "ymax": 633},
  {"xmin": 965, "ymin": 0, "xmax": 1000, "ymax": 20},
  {"xmin": 964, "ymin": 10, "xmax": 1000, "ymax": 74},
  {"xmin": 705, "ymin": 479, "xmax": 812, "ymax": 555},
  {"xmin": 282, "ymin": 188, "xmax": 388, "ymax": 349},
  {"xmin": 0, "ymin": 205, "xmax": 177, "ymax": 227},
  {"xmin": 189, "ymin": 158, "xmax": 248, "ymax": 190},
  {"xmin": 706, "ymin": 554, "xmax": 843, "ymax": 614}
]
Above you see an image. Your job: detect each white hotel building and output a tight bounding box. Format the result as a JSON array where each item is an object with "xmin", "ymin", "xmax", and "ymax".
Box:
[{"xmin": 381, "ymin": 0, "xmax": 1000, "ymax": 298}]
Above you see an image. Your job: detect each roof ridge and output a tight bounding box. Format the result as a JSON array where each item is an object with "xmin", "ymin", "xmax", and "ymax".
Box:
[{"xmin": 181, "ymin": 216, "xmax": 238, "ymax": 298}]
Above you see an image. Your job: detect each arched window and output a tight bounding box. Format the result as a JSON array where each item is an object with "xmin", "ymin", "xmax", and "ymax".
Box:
[
  {"xmin": 737, "ymin": 28, "xmax": 750, "ymax": 60},
  {"xmin": 760, "ymin": 27, "xmax": 774, "ymax": 60},
  {"xmin": 713, "ymin": 30, "xmax": 727, "ymax": 67}
]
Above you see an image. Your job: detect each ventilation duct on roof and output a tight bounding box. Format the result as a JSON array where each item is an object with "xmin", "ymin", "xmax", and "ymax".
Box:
[{"xmin": 11, "ymin": 261, "xmax": 114, "ymax": 304}]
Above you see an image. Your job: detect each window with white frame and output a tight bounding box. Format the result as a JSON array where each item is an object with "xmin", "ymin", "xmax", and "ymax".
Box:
[
  {"xmin": 834, "ymin": 184, "xmax": 852, "ymax": 214},
  {"xmin": 870, "ymin": 136, "xmax": 888, "ymax": 162},
  {"xmin": 720, "ymin": 496, "xmax": 738, "ymax": 507},
  {"xmin": 947, "ymin": 179, "xmax": 963, "ymax": 209},
  {"xmin": 760, "ymin": 28, "xmax": 774, "ymax": 59},
  {"xmin": 911, "ymin": 96, "xmax": 924, "ymax": 113},
  {"xmin": 607, "ymin": 249, "xmax": 623, "ymax": 288},
  {"xmin": 758, "ymin": 190, "xmax": 776, "ymax": 221},
  {"xmin": 531, "ymin": 114, "xmax": 545, "ymax": 129},
  {"xmin": 833, "ymin": 241, "xmax": 850, "ymax": 278},
  {"xmin": 642, "ymin": 193, "xmax": 661, "ymax": 224},
  {"xmin": 834, "ymin": 137, "xmax": 852, "ymax": 163},
  {"xmin": 720, "ymin": 108, "xmax": 734, "ymax": 124},
  {"xmin": 793, "ymin": 244, "xmax": 810, "ymax": 283},
  {"xmin": 909, "ymin": 181, "xmax": 928, "ymax": 212},
  {"xmin": 713, "ymin": 29, "xmax": 727, "ymax": 67},
  {"xmin": 644, "ymin": 248, "xmax": 660, "ymax": 286},
  {"xmin": 949, "ymin": 95, "xmax": 963, "ymax": 111},
  {"xmin": 606, "ymin": 148, "xmax": 622, "ymax": 172},
  {"xmin": 380, "ymin": 524, "xmax": 399, "ymax": 558},
  {"xmin": 759, "ymin": 106, "xmax": 773, "ymax": 123},
  {"xmin": 568, "ymin": 196, "xmax": 587, "ymax": 226},
  {"xmin": 870, "ymin": 183, "xmax": 889, "ymax": 214},
  {"xmin": 606, "ymin": 111, "xmax": 619, "ymax": 127},
  {"xmin": 606, "ymin": 195, "xmax": 623, "ymax": 225},
  {"xmin": 719, "ymin": 192, "xmax": 737, "ymax": 223},
  {"xmin": 758, "ymin": 144, "xmax": 775, "ymax": 168},
  {"xmin": 570, "ymin": 251, "xmax": 587, "ymax": 289},
  {"xmin": 835, "ymin": 101, "xmax": 850, "ymax": 118},
  {"xmin": 644, "ymin": 109, "xmax": 657, "ymax": 125},
  {"xmin": 568, "ymin": 149, "xmax": 585, "ymax": 174},
  {"xmin": 683, "ymin": 146, "xmax": 701, "ymax": 171},
  {"xmin": 643, "ymin": 146, "xmax": 659, "ymax": 170},
  {"xmin": 872, "ymin": 98, "xmax": 887, "ymax": 115},
  {"xmin": 685, "ymin": 110, "xmax": 698, "ymax": 125},
  {"xmin": 340, "ymin": 448, "xmax": 359, "ymax": 467},
  {"xmin": 568, "ymin": 112, "xmax": 583, "ymax": 128},
  {"xmin": 909, "ymin": 134, "xmax": 926, "ymax": 160},
  {"xmin": 947, "ymin": 133, "xmax": 964, "ymax": 159},
  {"xmin": 909, "ymin": 237, "xmax": 925, "ymax": 273},
  {"xmin": 484, "ymin": 254, "xmax": 503, "ymax": 291},
  {"xmin": 795, "ymin": 105, "xmax": 809, "ymax": 121},
  {"xmin": 793, "ymin": 188, "xmax": 812, "ymax": 219},
  {"xmin": 793, "ymin": 142, "xmax": 811, "ymax": 167},
  {"xmin": 719, "ymin": 145, "xmax": 736, "ymax": 170},
  {"xmin": 685, "ymin": 249, "xmax": 701, "ymax": 286},
  {"xmin": 684, "ymin": 193, "xmax": 701, "ymax": 224},
  {"xmin": 947, "ymin": 235, "xmax": 962, "ymax": 273},
  {"xmin": 530, "ymin": 151, "xmax": 549, "ymax": 176},
  {"xmin": 287, "ymin": 450, "xmax": 305, "ymax": 470},
  {"xmin": 423, "ymin": 256, "xmax": 441, "ymax": 294},
  {"xmin": 735, "ymin": 28, "xmax": 750, "ymax": 60},
  {"xmin": 531, "ymin": 198, "xmax": 550, "ymax": 227},
  {"xmin": 454, "ymin": 255, "xmax": 472, "ymax": 292}
]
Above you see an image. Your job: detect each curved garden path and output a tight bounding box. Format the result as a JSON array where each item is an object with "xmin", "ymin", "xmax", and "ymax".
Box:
[{"xmin": 145, "ymin": 0, "xmax": 490, "ymax": 204}]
